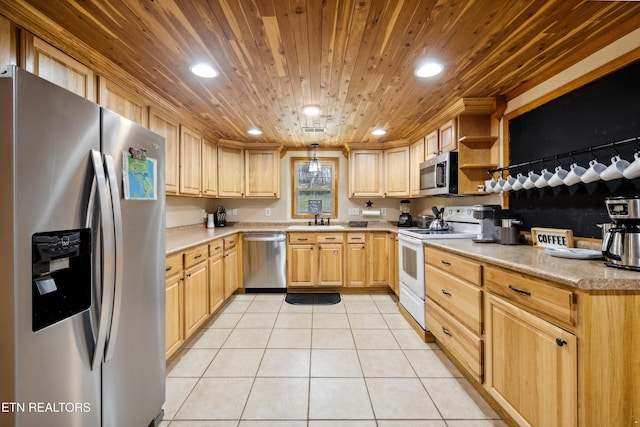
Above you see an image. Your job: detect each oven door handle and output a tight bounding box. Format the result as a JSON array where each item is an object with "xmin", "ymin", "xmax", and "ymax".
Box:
[{"xmin": 398, "ymin": 234, "xmax": 423, "ymax": 245}]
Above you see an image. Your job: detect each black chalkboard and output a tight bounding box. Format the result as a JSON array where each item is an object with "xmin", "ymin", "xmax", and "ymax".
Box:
[{"xmin": 508, "ymin": 60, "xmax": 640, "ymax": 238}]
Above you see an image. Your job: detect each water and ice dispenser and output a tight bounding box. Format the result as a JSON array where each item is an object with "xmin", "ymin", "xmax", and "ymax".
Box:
[{"xmin": 31, "ymin": 229, "xmax": 92, "ymax": 331}]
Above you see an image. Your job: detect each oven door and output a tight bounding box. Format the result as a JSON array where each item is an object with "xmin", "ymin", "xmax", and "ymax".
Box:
[{"xmin": 398, "ymin": 233, "xmax": 425, "ymax": 299}]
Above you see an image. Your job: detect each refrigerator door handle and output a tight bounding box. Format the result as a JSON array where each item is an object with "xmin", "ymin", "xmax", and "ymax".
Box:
[
  {"xmin": 103, "ymin": 153, "xmax": 124, "ymax": 361},
  {"xmin": 90, "ymin": 149, "xmax": 116, "ymax": 371}
]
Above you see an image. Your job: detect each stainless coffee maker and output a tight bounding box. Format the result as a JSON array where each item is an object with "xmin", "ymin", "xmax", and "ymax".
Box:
[
  {"xmin": 472, "ymin": 205, "xmax": 502, "ymax": 242},
  {"xmin": 602, "ymin": 196, "xmax": 640, "ymax": 271}
]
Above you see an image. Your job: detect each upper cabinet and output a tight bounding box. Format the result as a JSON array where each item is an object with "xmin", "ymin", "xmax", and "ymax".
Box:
[
  {"xmin": 384, "ymin": 146, "xmax": 410, "ymax": 197},
  {"xmin": 409, "ymin": 138, "xmax": 425, "ymax": 197},
  {"xmin": 201, "ymin": 138, "xmax": 218, "ymax": 198},
  {"xmin": 349, "ymin": 150, "xmax": 385, "ymax": 198},
  {"xmin": 245, "ymin": 149, "xmax": 280, "ymax": 198},
  {"xmin": 97, "ymin": 76, "xmax": 148, "ymax": 126},
  {"xmin": 149, "ymin": 108, "xmax": 180, "ymax": 195},
  {"xmin": 218, "ymin": 146, "xmax": 245, "ymax": 197},
  {"xmin": 179, "ymin": 125, "xmax": 203, "ymax": 196},
  {"xmin": 438, "ymin": 119, "xmax": 457, "ymax": 153},
  {"xmin": 22, "ymin": 35, "xmax": 95, "ymax": 101},
  {"xmin": 0, "ymin": 16, "xmax": 17, "ymax": 74},
  {"xmin": 424, "ymin": 130, "xmax": 439, "ymax": 160}
]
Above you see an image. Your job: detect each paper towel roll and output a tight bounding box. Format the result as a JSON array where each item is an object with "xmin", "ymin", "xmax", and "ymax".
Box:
[{"xmin": 361, "ymin": 209, "xmax": 381, "ymax": 217}]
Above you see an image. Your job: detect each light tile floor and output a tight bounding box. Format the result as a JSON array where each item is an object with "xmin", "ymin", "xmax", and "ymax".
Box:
[{"xmin": 161, "ymin": 293, "xmax": 507, "ymax": 427}]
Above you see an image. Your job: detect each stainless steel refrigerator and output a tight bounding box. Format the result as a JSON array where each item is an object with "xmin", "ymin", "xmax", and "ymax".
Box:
[{"xmin": 0, "ymin": 67, "xmax": 166, "ymax": 427}]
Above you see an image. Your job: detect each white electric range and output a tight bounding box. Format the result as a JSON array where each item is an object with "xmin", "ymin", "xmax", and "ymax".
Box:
[{"xmin": 397, "ymin": 206, "xmax": 480, "ymax": 330}]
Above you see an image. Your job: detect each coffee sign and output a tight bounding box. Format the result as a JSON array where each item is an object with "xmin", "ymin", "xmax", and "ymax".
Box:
[{"xmin": 531, "ymin": 227, "xmax": 574, "ymax": 248}]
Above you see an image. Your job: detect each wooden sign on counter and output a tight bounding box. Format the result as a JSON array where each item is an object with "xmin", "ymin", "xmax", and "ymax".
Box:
[{"xmin": 531, "ymin": 227, "xmax": 574, "ymax": 248}]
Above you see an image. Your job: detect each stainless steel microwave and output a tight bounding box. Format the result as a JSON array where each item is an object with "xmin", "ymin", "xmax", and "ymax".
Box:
[{"xmin": 419, "ymin": 151, "xmax": 459, "ymax": 196}]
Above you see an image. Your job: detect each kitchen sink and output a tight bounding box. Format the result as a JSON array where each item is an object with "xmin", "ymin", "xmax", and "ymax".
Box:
[{"xmin": 287, "ymin": 225, "xmax": 346, "ymax": 231}]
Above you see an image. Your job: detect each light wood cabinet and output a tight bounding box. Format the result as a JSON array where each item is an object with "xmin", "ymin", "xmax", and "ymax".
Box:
[
  {"xmin": 201, "ymin": 138, "xmax": 218, "ymax": 197},
  {"xmin": 287, "ymin": 233, "xmax": 343, "ymax": 287},
  {"xmin": 384, "ymin": 146, "xmax": 410, "ymax": 197},
  {"xmin": 349, "ymin": 150, "xmax": 384, "ymax": 198},
  {"xmin": 345, "ymin": 233, "xmax": 367, "ymax": 287},
  {"xmin": 388, "ymin": 233, "xmax": 398, "ymax": 295},
  {"xmin": 22, "ymin": 34, "xmax": 95, "ymax": 101},
  {"xmin": 0, "ymin": 16, "xmax": 17, "ymax": 74},
  {"xmin": 438, "ymin": 118, "xmax": 457, "ymax": 153},
  {"xmin": 409, "ymin": 138, "xmax": 425, "ymax": 196},
  {"xmin": 485, "ymin": 293, "xmax": 577, "ymax": 427},
  {"xmin": 179, "ymin": 125, "xmax": 202, "ymax": 196},
  {"xmin": 425, "ymin": 247, "xmax": 484, "ymax": 382},
  {"xmin": 97, "ymin": 76, "xmax": 148, "ymax": 125},
  {"xmin": 245, "ymin": 149, "xmax": 280, "ymax": 198},
  {"xmin": 424, "ymin": 130, "xmax": 439, "ymax": 160},
  {"xmin": 208, "ymin": 239, "xmax": 225, "ymax": 313},
  {"xmin": 183, "ymin": 245, "xmax": 209, "ymax": 339},
  {"xmin": 457, "ymin": 114, "xmax": 499, "ymax": 195},
  {"xmin": 165, "ymin": 253, "xmax": 184, "ymax": 360},
  {"xmin": 149, "ymin": 108, "xmax": 180, "ymax": 195},
  {"xmin": 223, "ymin": 235, "xmax": 241, "ymax": 298},
  {"xmin": 368, "ymin": 232, "xmax": 389, "ymax": 286},
  {"xmin": 218, "ymin": 146, "xmax": 245, "ymax": 197}
]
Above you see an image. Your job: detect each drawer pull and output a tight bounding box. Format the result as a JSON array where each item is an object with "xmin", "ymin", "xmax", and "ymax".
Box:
[
  {"xmin": 442, "ymin": 326, "xmax": 452, "ymax": 337},
  {"xmin": 297, "ymin": 238, "xmax": 308, "ymax": 241},
  {"xmin": 352, "ymin": 237, "xmax": 362, "ymax": 240},
  {"xmin": 508, "ymin": 284, "xmax": 531, "ymax": 297},
  {"xmin": 194, "ymin": 254, "xmax": 203, "ymax": 259},
  {"xmin": 440, "ymin": 260, "xmax": 451, "ymax": 266},
  {"xmin": 325, "ymin": 237, "xmax": 336, "ymax": 240},
  {"xmin": 441, "ymin": 289, "xmax": 452, "ymax": 297},
  {"xmin": 214, "ymin": 246, "xmax": 222, "ymax": 250},
  {"xmin": 556, "ymin": 338, "xmax": 567, "ymax": 347},
  {"xmin": 165, "ymin": 266, "xmax": 172, "ymax": 272}
]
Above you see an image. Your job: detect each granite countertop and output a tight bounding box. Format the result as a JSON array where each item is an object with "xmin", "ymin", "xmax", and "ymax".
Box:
[
  {"xmin": 425, "ymin": 239, "xmax": 640, "ymax": 291},
  {"xmin": 166, "ymin": 221, "xmax": 398, "ymax": 254}
]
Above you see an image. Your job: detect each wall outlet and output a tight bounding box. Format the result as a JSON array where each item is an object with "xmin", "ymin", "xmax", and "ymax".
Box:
[
  {"xmin": 349, "ymin": 208, "xmax": 360, "ymax": 215},
  {"xmin": 232, "ymin": 208, "xmax": 238, "ymax": 216},
  {"xmin": 265, "ymin": 208, "xmax": 271, "ymax": 217},
  {"xmin": 380, "ymin": 208, "xmax": 386, "ymax": 216}
]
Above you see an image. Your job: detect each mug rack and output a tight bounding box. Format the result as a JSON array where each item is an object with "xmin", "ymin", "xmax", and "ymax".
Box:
[{"xmin": 488, "ymin": 135, "xmax": 640, "ymax": 175}]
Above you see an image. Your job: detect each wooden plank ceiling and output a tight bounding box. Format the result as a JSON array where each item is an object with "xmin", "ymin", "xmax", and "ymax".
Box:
[{"xmin": 4, "ymin": 0, "xmax": 640, "ymax": 147}]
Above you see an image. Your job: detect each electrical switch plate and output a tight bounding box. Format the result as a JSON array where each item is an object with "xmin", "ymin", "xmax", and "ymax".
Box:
[
  {"xmin": 380, "ymin": 208, "xmax": 386, "ymax": 216},
  {"xmin": 232, "ymin": 208, "xmax": 238, "ymax": 216},
  {"xmin": 349, "ymin": 208, "xmax": 360, "ymax": 215},
  {"xmin": 265, "ymin": 208, "xmax": 271, "ymax": 216}
]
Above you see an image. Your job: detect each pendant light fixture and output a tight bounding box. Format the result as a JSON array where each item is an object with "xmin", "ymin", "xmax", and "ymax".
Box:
[{"xmin": 308, "ymin": 143, "xmax": 321, "ymax": 173}]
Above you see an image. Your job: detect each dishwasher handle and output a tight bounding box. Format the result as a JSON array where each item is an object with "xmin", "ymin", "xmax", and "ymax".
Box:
[{"xmin": 243, "ymin": 233, "xmax": 286, "ymax": 242}]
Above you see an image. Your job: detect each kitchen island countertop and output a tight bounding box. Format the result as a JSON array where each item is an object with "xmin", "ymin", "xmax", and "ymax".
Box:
[{"xmin": 425, "ymin": 239, "xmax": 640, "ymax": 291}]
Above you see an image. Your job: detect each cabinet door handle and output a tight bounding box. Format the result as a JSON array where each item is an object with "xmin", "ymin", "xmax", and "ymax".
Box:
[
  {"xmin": 187, "ymin": 273, "xmax": 192, "ymax": 278},
  {"xmin": 441, "ymin": 289, "xmax": 452, "ymax": 297},
  {"xmin": 165, "ymin": 266, "xmax": 172, "ymax": 272},
  {"xmin": 440, "ymin": 260, "xmax": 451, "ymax": 266},
  {"xmin": 194, "ymin": 254, "xmax": 203, "ymax": 259},
  {"xmin": 555, "ymin": 338, "xmax": 567, "ymax": 347},
  {"xmin": 442, "ymin": 326, "xmax": 452, "ymax": 337},
  {"xmin": 508, "ymin": 284, "xmax": 531, "ymax": 297}
]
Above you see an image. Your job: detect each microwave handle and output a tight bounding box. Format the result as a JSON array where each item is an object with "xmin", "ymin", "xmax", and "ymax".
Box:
[{"xmin": 436, "ymin": 162, "xmax": 446, "ymax": 188}]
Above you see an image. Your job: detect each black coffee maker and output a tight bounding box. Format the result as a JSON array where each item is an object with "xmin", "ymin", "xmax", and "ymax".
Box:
[
  {"xmin": 215, "ymin": 205, "xmax": 227, "ymax": 227},
  {"xmin": 398, "ymin": 199, "xmax": 412, "ymax": 227}
]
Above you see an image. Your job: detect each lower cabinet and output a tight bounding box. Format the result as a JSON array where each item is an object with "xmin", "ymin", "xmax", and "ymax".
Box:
[
  {"xmin": 485, "ymin": 294, "xmax": 577, "ymax": 427},
  {"xmin": 223, "ymin": 236, "xmax": 240, "ymax": 298},
  {"xmin": 165, "ymin": 253, "xmax": 184, "ymax": 360},
  {"xmin": 165, "ymin": 233, "xmax": 242, "ymax": 361},
  {"xmin": 208, "ymin": 239, "xmax": 225, "ymax": 313},
  {"xmin": 345, "ymin": 233, "xmax": 367, "ymax": 287},
  {"xmin": 287, "ymin": 233, "xmax": 344, "ymax": 287},
  {"xmin": 184, "ymin": 255, "xmax": 209, "ymax": 339}
]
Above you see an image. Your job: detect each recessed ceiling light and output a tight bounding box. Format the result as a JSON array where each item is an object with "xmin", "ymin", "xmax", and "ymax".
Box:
[
  {"xmin": 372, "ymin": 128, "xmax": 387, "ymax": 136},
  {"xmin": 302, "ymin": 105, "xmax": 321, "ymax": 116},
  {"xmin": 415, "ymin": 62, "xmax": 443, "ymax": 78},
  {"xmin": 190, "ymin": 63, "xmax": 218, "ymax": 78},
  {"xmin": 248, "ymin": 128, "xmax": 263, "ymax": 135}
]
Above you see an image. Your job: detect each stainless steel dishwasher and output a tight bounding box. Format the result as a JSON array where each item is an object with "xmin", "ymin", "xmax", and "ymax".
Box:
[{"xmin": 243, "ymin": 233, "xmax": 287, "ymax": 291}]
